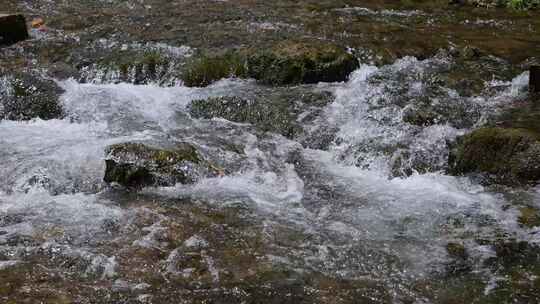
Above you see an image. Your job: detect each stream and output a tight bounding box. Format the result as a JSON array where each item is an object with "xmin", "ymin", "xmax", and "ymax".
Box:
[
  {"xmin": 1, "ymin": 1, "xmax": 540, "ymax": 303},
  {"xmin": 2, "ymin": 53, "xmax": 539, "ymax": 303}
]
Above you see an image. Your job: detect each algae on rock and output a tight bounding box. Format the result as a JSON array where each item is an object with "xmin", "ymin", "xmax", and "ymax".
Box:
[
  {"xmin": 104, "ymin": 142, "xmax": 215, "ymax": 188},
  {"xmin": 182, "ymin": 52, "xmax": 247, "ymax": 87}
]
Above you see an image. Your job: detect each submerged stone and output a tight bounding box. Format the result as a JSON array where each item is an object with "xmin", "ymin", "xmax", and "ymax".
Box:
[
  {"xmin": 104, "ymin": 142, "xmax": 213, "ymax": 188},
  {"xmin": 449, "ymin": 127, "xmax": 540, "ymax": 185},
  {"xmin": 0, "ymin": 14, "xmax": 28, "ymax": 46},
  {"xmin": 0, "ymin": 73, "xmax": 64, "ymax": 121},
  {"xmin": 188, "ymin": 90, "xmax": 333, "ymax": 138},
  {"xmin": 189, "ymin": 96, "xmax": 300, "ymax": 138}
]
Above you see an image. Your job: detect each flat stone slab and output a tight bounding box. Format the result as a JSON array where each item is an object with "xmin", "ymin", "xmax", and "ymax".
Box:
[{"xmin": 0, "ymin": 14, "xmax": 29, "ymax": 46}]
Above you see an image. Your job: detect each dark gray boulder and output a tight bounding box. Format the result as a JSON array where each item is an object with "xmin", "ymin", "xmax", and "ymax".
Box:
[{"xmin": 0, "ymin": 14, "xmax": 28, "ymax": 46}]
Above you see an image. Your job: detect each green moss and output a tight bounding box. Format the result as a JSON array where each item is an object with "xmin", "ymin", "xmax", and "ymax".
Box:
[
  {"xmin": 507, "ymin": 0, "xmax": 540, "ymax": 9},
  {"xmin": 518, "ymin": 206, "xmax": 540, "ymax": 228},
  {"xmin": 182, "ymin": 52, "xmax": 247, "ymax": 87},
  {"xmin": 447, "ymin": 243, "xmax": 468, "ymax": 260}
]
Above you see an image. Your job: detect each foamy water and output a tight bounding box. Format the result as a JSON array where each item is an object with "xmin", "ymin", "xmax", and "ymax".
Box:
[{"xmin": 0, "ymin": 54, "xmax": 536, "ymax": 297}]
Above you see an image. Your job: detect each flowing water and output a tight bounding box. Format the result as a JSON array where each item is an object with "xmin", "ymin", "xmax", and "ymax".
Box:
[{"xmin": 1, "ymin": 46, "xmax": 539, "ymax": 301}]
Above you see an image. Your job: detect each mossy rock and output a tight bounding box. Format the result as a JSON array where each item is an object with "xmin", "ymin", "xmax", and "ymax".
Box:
[
  {"xmin": 104, "ymin": 142, "xmax": 213, "ymax": 188},
  {"xmin": 0, "ymin": 73, "xmax": 64, "ymax": 121},
  {"xmin": 182, "ymin": 52, "xmax": 247, "ymax": 87},
  {"xmin": 449, "ymin": 127, "xmax": 540, "ymax": 185},
  {"xmin": 446, "ymin": 242, "xmax": 469, "ymax": 260},
  {"xmin": 518, "ymin": 206, "xmax": 540, "ymax": 228},
  {"xmin": 181, "ymin": 42, "xmax": 358, "ymax": 87},
  {"xmin": 246, "ymin": 41, "xmax": 359, "ymax": 85}
]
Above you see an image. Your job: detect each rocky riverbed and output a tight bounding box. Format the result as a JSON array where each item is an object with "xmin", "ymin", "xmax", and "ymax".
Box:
[{"xmin": 1, "ymin": 1, "xmax": 540, "ymax": 303}]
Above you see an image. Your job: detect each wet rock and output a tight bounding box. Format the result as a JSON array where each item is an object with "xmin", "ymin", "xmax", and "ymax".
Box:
[
  {"xmin": 457, "ymin": 46, "xmax": 482, "ymax": 60},
  {"xmin": 47, "ymin": 62, "xmax": 80, "ymax": 80},
  {"xmin": 445, "ymin": 242, "xmax": 472, "ymax": 275},
  {"xmin": 487, "ymin": 241, "xmax": 540, "ymax": 270},
  {"xmin": 189, "ymin": 96, "xmax": 300, "ymax": 138},
  {"xmin": 246, "ymin": 40, "xmax": 359, "ymax": 85},
  {"xmin": 104, "ymin": 142, "xmax": 215, "ymax": 188},
  {"xmin": 0, "ymin": 73, "xmax": 64, "ymax": 121},
  {"xmin": 402, "ymin": 98, "xmax": 481, "ymax": 128},
  {"xmin": 0, "ymin": 14, "xmax": 28, "ymax": 46},
  {"xmin": 402, "ymin": 105, "xmax": 439, "ymax": 126},
  {"xmin": 189, "ymin": 96, "xmax": 252, "ymax": 122},
  {"xmin": 390, "ymin": 149, "xmax": 445, "ymax": 177},
  {"xmin": 439, "ymin": 47, "xmax": 518, "ymax": 97},
  {"xmin": 449, "ymin": 127, "xmax": 540, "ymax": 185}
]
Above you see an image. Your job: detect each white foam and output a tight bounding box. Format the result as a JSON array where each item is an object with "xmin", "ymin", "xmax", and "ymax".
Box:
[{"xmin": 0, "ymin": 191, "xmax": 123, "ymax": 240}]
